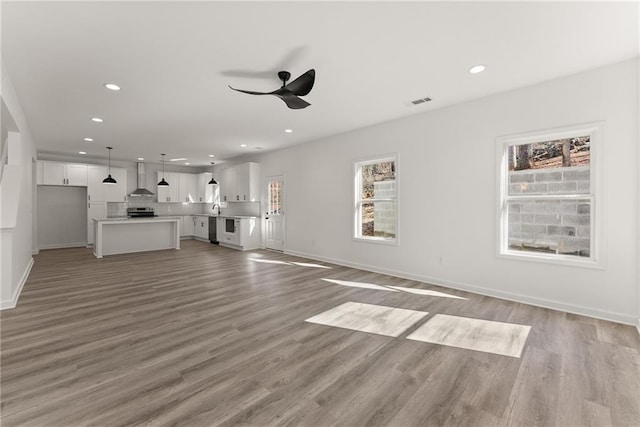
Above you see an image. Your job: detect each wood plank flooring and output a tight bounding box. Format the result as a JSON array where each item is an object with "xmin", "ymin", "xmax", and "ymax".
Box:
[{"xmin": 1, "ymin": 240, "xmax": 639, "ymax": 426}]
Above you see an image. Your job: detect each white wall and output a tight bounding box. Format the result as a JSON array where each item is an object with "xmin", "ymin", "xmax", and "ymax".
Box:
[
  {"xmin": 238, "ymin": 59, "xmax": 639, "ymax": 325},
  {"xmin": 0, "ymin": 63, "xmax": 37, "ymax": 309}
]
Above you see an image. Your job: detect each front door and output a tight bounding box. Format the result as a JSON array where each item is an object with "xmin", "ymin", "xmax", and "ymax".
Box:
[{"xmin": 265, "ymin": 175, "xmax": 285, "ymax": 251}]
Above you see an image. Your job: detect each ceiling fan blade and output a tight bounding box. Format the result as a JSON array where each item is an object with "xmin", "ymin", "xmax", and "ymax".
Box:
[
  {"xmin": 228, "ymin": 85, "xmax": 271, "ymax": 96},
  {"xmin": 283, "ymin": 69, "xmax": 315, "ymax": 96},
  {"xmin": 276, "ymin": 94, "xmax": 311, "ymax": 109}
]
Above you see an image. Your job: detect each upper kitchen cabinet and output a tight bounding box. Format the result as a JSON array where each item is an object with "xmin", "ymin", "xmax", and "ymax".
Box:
[
  {"xmin": 88, "ymin": 165, "xmax": 127, "ymax": 202},
  {"xmin": 38, "ymin": 161, "xmax": 87, "ymax": 186},
  {"xmin": 157, "ymin": 172, "xmax": 180, "ymax": 203},
  {"xmin": 220, "ymin": 167, "xmax": 236, "ymax": 203},
  {"xmin": 197, "ymin": 173, "xmax": 216, "ymax": 203},
  {"xmin": 221, "ymin": 162, "xmax": 260, "ymax": 202},
  {"xmin": 179, "ymin": 173, "xmax": 198, "ymax": 203},
  {"xmin": 104, "ymin": 168, "xmax": 127, "ymax": 202}
]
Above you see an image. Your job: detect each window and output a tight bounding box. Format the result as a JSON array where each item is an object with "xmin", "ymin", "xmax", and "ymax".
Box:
[
  {"xmin": 354, "ymin": 155, "xmax": 397, "ymax": 243},
  {"xmin": 267, "ymin": 179, "xmax": 282, "ymax": 215},
  {"xmin": 498, "ymin": 123, "xmax": 602, "ymax": 266}
]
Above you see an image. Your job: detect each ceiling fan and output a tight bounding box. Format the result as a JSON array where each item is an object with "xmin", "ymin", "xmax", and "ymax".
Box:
[{"xmin": 229, "ymin": 69, "xmax": 315, "ymax": 110}]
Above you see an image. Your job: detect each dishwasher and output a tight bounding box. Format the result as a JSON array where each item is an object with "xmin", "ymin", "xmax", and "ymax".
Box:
[{"xmin": 209, "ymin": 216, "xmax": 219, "ymax": 245}]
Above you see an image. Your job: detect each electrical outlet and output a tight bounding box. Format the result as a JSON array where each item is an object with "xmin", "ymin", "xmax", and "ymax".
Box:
[
  {"xmin": 438, "ymin": 255, "xmax": 444, "ymax": 265},
  {"xmin": 311, "ymin": 239, "xmax": 316, "ymax": 247}
]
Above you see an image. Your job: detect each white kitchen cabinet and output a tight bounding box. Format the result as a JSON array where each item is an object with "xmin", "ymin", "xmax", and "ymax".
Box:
[
  {"xmin": 88, "ymin": 165, "xmax": 107, "ymax": 201},
  {"xmin": 104, "ymin": 168, "xmax": 127, "ymax": 202},
  {"xmin": 87, "ymin": 201, "xmax": 107, "ymax": 245},
  {"xmin": 39, "ymin": 161, "xmax": 87, "ymax": 186},
  {"xmin": 88, "ymin": 165, "xmax": 127, "ymax": 202},
  {"xmin": 236, "ymin": 162, "xmax": 260, "ymax": 202},
  {"xmin": 156, "ymin": 172, "xmax": 180, "ymax": 203},
  {"xmin": 218, "ymin": 216, "xmax": 260, "ymax": 250},
  {"xmin": 181, "ymin": 216, "xmax": 195, "ymax": 237},
  {"xmin": 179, "ymin": 173, "xmax": 198, "ymax": 203},
  {"xmin": 220, "ymin": 167, "xmax": 236, "ymax": 203},
  {"xmin": 220, "ymin": 162, "xmax": 260, "ymax": 202},
  {"xmin": 197, "ymin": 173, "xmax": 216, "ymax": 203},
  {"xmin": 194, "ymin": 216, "xmax": 209, "ymax": 240}
]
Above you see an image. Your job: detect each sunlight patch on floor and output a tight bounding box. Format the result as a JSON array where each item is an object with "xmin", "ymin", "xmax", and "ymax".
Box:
[
  {"xmin": 305, "ymin": 301, "xmax": 429, "ymax": 337},
  {"xmin": 321, "ymin": 279, "xmax": 468, "ymax": 300},
  {"xmin": 290, "ymin": 262, "xmax": 332, "ymax": 269},
  {"xmin": 249, "ymin": 258, "xmax": 332, "ymax": 269},
  {"xmin": 321, "ymin": 278, "xmax": 398, "ymax": 292},
  {"xmin": 249, "ymin": 258, "xmax": 292, "ymax": 265},
  {"xmin": 406, "ymin": 314, "xmax": 531, "ymax": 358},
  {"xmin": 386, "ymin": 286, "xmax": 468, "ymax": 300}
]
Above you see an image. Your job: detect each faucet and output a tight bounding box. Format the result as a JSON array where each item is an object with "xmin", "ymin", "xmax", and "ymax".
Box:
[{"xmin": 212, "ymin": 204, "xmax": 221, "ymax": 215}]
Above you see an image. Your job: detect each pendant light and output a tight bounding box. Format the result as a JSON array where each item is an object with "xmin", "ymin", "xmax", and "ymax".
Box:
[
  {"xmin": 207, "ymin": 162, "xmax": 218, "ymax": 185},
  {"xmin": 102, "ymin": 146, "xmax": 117, "ymax": 184},
  {"xmin": 157, "ymin": 153, "xmax": 169, "ymax": 186}
]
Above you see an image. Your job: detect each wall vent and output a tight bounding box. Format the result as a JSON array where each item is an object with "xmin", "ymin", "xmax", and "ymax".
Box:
[{"xmin": 411, "ymin": 97, "xmax": 432, "ymax": 105}]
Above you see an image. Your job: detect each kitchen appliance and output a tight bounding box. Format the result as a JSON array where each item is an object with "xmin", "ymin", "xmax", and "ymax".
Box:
[
  {"xmin": 128, "ymin": 163, "xmax": 155, "ymax": 197},
  {"xmin": 127, "ymin": 207, "xmax": 157, "ymax": 218},
  {"xmin": 209, "ymin": 216, "xmax": 219, "ymax": 245},
  {"xmin": 220, "ymin": 217, "xmax": 240, "ymax": 245}
]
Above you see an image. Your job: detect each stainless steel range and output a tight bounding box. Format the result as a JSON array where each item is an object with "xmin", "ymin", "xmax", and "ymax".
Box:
[{"xmin": 127, "ymin": 207, "xmax": 157, "ymax": 218}]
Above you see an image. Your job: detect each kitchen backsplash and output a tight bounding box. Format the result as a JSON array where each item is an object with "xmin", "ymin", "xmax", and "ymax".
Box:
[
  {"xmin": 107, "ymin": 199, "xmax": 208, "ymax": 217},
  {"xmin": 107, "ymin": 200, "xmax": 261, "ymax": 217},
  {"xmin": 205, "ymin": 201, "xmax": 261, "ymax": 217}
]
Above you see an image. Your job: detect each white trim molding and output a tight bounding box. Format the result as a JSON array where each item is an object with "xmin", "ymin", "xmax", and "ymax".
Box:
[{"xmin": 0, "ymin": 258, "xmax": 33, "ymax": 310}]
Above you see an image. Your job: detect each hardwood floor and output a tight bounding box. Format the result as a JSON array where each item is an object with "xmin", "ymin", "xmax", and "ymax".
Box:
[{"xmin": 2, "ymin": 240, "xmax": 639, "ymax": 426}]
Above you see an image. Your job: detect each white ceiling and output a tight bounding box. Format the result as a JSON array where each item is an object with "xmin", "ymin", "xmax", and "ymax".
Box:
[{"xmin": 2, "ymin": 1, "xmax": 638, "ymax": 166}]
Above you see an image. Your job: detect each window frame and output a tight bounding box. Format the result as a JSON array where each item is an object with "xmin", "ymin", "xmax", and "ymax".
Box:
[
  {"xmin": 496, "ymin": 122, "xmax": 605, "ymax": 268},
  {"xmin": 353, "ymin": 153, "xmax": 399, "ymax": 245}
]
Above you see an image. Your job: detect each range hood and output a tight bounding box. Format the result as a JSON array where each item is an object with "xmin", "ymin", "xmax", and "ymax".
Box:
[{"xmin": 128, "ymin": 162, "xmax": 155, "ymax": 197}]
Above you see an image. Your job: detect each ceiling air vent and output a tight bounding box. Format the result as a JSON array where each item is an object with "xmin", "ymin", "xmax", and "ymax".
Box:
[{"xmin": 411, "ymin": 97, "xmax": 432, "ymax": 105}]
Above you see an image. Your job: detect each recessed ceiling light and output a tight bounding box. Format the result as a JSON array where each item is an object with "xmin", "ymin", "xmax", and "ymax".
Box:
[
  {"xmin": 84, "ymin": 137, "xmax": 94, "ymax": 142},
  {"xmin": 240, "ymin": 144, "xmax": 247, "ymax": 147},
  {"xmin": 184, "ymin": 162, "xmax": 190, "ymax": 165},
  {"xmin": 104, "ymin": 83, "xmax": 121, "ymax": 91},
  {"xmin": 138, "ymin": 157, "xmax": 144, "ymax": 161},
  {"xmin": 79, "ymin": 151, "xmax": 86, "ymax": 155},
  {"xmin": 208, "ymin": 154, "xmax": 215, "ymax": 158},
  {"xmin": 284, "ymin": 129, "xmax": 293, "ymax": 133},
  {"xmin": 469, "ymin": 64, "xmax": 486, "ymax": 74},
  {"xmin": 169, "ymin": 158, "xmax": 187, "ymax": 162},
  {"xmin": 91, "ymin": 117, "xmax": 104, "ymax": 123}
]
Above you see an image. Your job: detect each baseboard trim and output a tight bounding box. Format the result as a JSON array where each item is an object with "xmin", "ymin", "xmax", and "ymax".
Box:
[
  {"xmin": 32, "ymin": 249, "xmax": 39, "ymax": 255},
  {"xmin": 284, "ymin": 249, "xmax": 637, "ymax": 326},
  {"xmin": 39, "ymin": 242, "xmax": 87, "ymax": 250},
  {"xmin": 0, "ymin": 257, "xmax": 33, "ymax": 310}
]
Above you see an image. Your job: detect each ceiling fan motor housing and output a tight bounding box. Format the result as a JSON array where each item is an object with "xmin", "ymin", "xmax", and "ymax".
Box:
[{"xmin": 278, "ymin": 71, "xmax": 291, "ymax": 85}]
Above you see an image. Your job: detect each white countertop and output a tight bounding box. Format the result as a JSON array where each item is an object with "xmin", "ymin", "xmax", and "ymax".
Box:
[
  {"xmin": 94, "ymin": 216, "xmax": 181, "ymax": 222},
  {"xmin": 190, "ymin": 214, "xmax": 258, "ymax": 219}
]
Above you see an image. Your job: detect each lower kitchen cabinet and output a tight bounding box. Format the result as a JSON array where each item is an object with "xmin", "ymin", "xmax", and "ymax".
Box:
[
  {"xmin": 193, "ymin": 216, "xmax": 209, "ymax": 241},
  {"xmin": 181, "ymin": 216, "xmax": 195, "ymax": 237},
  {"xmin": 217, "ymin": 217, "xmax": 260, "ymax": 250}
]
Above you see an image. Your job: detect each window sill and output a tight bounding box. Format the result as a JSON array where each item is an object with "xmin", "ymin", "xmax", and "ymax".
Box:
[
  {"xmin": 498, "ymin": 250, "xmax": 604, "ymax": 269},
  {"xmin": 353, "ymin": 236, "xmax": 398, "ymax": 246}
]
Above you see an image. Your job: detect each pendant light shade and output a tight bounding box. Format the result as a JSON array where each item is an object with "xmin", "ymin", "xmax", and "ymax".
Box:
[
  {"xmin": 158, "ymin": 153, "xmax": 169, "ymax": 186},
  {"xmin": 208, "ymin": 162, "xmax": 217, "ymax": 185},
  {"xmin": 102, "ymin": 146, "xmax": 117, "ymax": 185}
]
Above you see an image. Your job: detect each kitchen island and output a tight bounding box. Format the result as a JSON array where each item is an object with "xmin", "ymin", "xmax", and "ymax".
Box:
[{"xmin": 93, "ymin": 217, "xmax": 180, "ymax": 258}]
